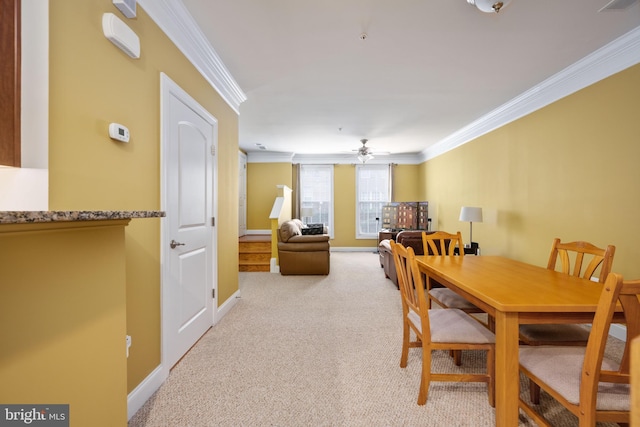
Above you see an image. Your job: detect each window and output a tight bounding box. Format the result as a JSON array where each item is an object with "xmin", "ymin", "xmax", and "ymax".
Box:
[
  {"xmin": 299, "ymin": 164, "xmax": 334, "ymax": 237},
  {"xmin": 356, "ymin": 164, "xmax": 391, "ymax": 239}
]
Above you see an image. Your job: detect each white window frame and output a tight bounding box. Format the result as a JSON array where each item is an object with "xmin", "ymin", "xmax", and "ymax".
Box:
[
  {"xmin": 299, "ymin": 164, "xmax": 334, "ymax": 239},
  {"xmin": 355, "ymin": 164, "xmax": 391, "ymax": 239}
]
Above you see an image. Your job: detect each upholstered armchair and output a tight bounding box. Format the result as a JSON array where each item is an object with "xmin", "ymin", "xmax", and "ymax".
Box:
[
  {"xmin": 277, "ymin": 219, "xmax": 330, "ymax": 275},
  {"xmin": 379, "ymin": 231, "xmax": 432, "ymax": 287}
]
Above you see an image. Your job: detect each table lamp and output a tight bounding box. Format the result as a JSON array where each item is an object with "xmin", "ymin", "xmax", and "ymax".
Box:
[
  {"xmin": 300, "ymin": 207, "xmax": 313, "ymax": 225},
  {"xmin": 459, "ymin": 206, "xmax": 483, "ymax": 247}
]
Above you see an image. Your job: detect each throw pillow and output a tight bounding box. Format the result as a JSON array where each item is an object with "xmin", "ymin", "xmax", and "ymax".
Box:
[
  {"xmin": 280, "ymin": 220, "xmax": 301, "ymax": 242},
  {"xmin": 301, "ymin": 224, "xmax": 324, "ymax": 235}
]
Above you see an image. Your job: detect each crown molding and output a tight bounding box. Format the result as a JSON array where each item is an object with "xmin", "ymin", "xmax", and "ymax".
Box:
[
  {"xmin": 246, "ymin": 152, "xmax": 422, "ymax": 165},
  {"xmin": 293, "ymin": 153, "xmax": 421, "ymax": 165},
  {"xmin": 137, "ymin": 0, "xmax": 247, "ymax": 114},
  {"xmin": 420, "ymin": 25, "xmax": 640, "ymax": 162},
  {"xmin": 247, "ymin": 151, "xmax": 295, "ymax": 163}
]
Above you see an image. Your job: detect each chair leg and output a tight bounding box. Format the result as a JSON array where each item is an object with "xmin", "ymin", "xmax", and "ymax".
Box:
[
  {"xmin": 447, "ymin": 349, "xmax": 463, "ymax": 366},
  {"xmin": 417, "ymin": 346, "xmax": 431, "ymax": 405},
  {"xmin": 452, "ymin": 350, "xmax": 462, "ymax": 366},
  {"xmin": 529, "ymin": 379, "xmax": 541, "ymax": 404},
  {"xmin": 486, "ymin": 347, "xmax": 495, "ymax": 408},
  {"xmin": 401, "ymin": 321, "xmax": 410, "ymax": 368}
]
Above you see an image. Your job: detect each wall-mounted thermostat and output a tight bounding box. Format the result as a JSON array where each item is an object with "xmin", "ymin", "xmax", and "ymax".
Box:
[{"xmin": 109, "ymin": 123, "xmax": 130, "ymax": 143}]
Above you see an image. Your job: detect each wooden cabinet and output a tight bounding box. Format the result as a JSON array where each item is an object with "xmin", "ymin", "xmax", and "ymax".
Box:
[{"xmin": 381, "ymin": 202, "xmax": 429, "ymax": 230}]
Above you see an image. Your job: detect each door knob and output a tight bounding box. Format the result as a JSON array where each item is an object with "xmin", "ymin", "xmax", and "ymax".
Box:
[{"xmin": 170, "ymin": 240, "xmax": 185, "ymax": 249}]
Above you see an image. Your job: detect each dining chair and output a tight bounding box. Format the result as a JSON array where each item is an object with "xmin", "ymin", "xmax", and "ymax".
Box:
[
  {"xmin": 421, "ymin": 231, "xmax": 485, "ymax": 313},
  {"xmin": 421, "ymin": 231, "xmax": 491, "ymax": 364},
  {"xmin": 519, "ymin": 272, "xmax": 639, "ymax": 427},
  {"xmin": 520, "ymin": 238, "xmax": 616, "ymax": 347},
  {"xmin": 519, "ymin": 238, "xmax": 616, "ymax": 402},
  {"xmin": 390, "ymin": 240, "xmax": 495, "ymax": 406}
]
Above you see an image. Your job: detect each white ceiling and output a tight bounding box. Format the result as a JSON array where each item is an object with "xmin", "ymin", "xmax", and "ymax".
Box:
[{"xmin": 178, "ymin": 0, "xmax": 640, "ymax": 159}]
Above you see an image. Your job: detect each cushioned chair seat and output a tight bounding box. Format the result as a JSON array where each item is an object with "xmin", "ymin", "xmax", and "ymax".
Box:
[
  {"xmin": 408, "ymin": 308, "xmax": 495, "ymax": 344},
  {"xmin": 519, "ymin": 345, "xmax": 629, "ymax": 410},
  {"xmin": 429, "ymin": 288, "xmax": 478, "ymax": 310}
]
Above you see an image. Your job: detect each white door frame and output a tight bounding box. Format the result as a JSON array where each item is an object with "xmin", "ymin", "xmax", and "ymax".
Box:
[
  {"xmin": 238, "ymin": 151, "xmax": 247, "ymax": 236},
  {"xmin": 160, "ymin": 72, "xmax": 218, "ymax": 376}
]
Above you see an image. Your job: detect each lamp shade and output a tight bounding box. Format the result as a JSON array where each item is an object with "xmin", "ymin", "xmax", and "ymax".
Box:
[
  {"xmin": 459, "ymin": 207, "xmax": 483, "ymax": 223},
  {"xmin": 300, "ymin": 207, "xmax": 313, "ymax": 217}
]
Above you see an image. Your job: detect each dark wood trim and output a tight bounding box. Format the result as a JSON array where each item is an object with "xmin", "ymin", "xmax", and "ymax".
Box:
[{"xmin": 0, "ymin": 0, "xmax": 21, "ymax": 167}]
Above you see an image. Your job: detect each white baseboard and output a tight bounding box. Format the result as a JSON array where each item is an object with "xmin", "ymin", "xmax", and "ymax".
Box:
[
  {"xmin": 215, "ymin": 289, "xmax": 240, "ymax": 324},
  {"xmin": 609, "ymin": 324, "xmax": 627, "ymax": 341},
  {"xmin": 270, "ymin": 257, "xmax": 279, "ymax": 273},
  {"xmin": 331, "ymin": 247, "xmax": 378, "ymax": 252},
  {"xmin": 246, "ymin": 229, "xmax": 271, "ymax": 235},
  {"xmin": 128, "ymin": 291, "xmax": 240, "ymax": 420},
  {"xmin": 127, "ymin": 365, "xmax": 166, "ymax": 420}
]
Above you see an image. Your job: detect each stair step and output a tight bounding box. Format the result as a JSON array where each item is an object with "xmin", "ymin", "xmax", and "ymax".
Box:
[
  {"xmin": 239, "ymin": 246, "xmax": 270, "ymax": 254},
  {"xmin": 239, "ymin": 253, "xmax": 271, "ymax": 263},
  {"xmin": 239, "ymin": 235, "xmax": 272, "ymax": 272},
  {"xmin": 240, "ymin": 264, "xmax": 270, "ymax": 272}
]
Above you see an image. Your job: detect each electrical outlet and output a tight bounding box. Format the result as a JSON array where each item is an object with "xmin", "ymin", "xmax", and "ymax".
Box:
[{"xmin": 126, "ymin": 335, "xmax": 132, "ymax": 358}]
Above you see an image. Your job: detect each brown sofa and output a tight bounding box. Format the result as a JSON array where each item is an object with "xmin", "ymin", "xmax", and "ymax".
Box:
[
  {"xmin": 378, "ymin": 230, "xmax": 433, "ymax": 287},
  {"xmin": 379, "ymin": 230, "xmax": 434, "ymax": 287},
  {"xmin": 277, "ymin": 219, "xmax": 330, "ymax": 275}
]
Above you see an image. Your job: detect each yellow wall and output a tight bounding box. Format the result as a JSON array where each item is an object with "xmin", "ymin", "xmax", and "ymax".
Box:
[
  {"xmin": 0, "ymin": 221, "xmax": 129, "ymax": 426},
  {"xmin": 246, "ymin": 163, "xmax": 292, "ymax": 229},
  {"xmin": 333, "ymin": 165, "xmax": 359, "ymax": 247},
  {"xmin": 47, "ymin": 1, "xmax": 239, "ymax": 393},
  {"xmin": 393, "ymin": 164, "xmax": 422, "ymax": 202},
  {"xmin": 423, "ymin": 63, "xmax": 640, "ymax": 278}
]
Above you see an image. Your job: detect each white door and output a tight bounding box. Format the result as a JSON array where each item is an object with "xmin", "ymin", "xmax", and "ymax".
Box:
[
  {"xmin": 161, "ymin": 73, "xmax": 217, "ymax": 369},
  {"xmin": 238, "ymin": 152, "xmax": 247, "ymax": 236}
]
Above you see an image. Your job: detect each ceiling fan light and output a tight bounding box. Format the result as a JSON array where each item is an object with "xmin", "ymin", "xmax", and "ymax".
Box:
[
  {"xmin": 467, "ymin": 0, "xmax": 511, "ymax": 13},
  {"xmin": 358, "ymin": 153, "xmax": 374, "ymax": 163}
]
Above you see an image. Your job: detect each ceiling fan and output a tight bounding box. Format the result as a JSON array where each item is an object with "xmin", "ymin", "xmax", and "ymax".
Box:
[{"xmin": 353, "ymin": 139, "xmax": 389, "ymax": 163}]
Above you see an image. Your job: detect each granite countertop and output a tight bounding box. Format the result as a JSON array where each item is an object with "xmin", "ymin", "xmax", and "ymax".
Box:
[{"xmin": 0, "ymin": 211, "xmax": 165, "ymax": 225}]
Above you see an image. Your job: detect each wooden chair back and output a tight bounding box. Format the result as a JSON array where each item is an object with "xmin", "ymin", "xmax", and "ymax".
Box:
[
  {"xmin": 421, "ymin": 231, "xmax": 464, "ymax": 257},
  {"xmin": 390, "ymin": 240, "xmax": 420, "ymax": 319},
  {"xmin": 579, "ymin": 273, "xmax": 640, "ymax": 423},
  {"xmin": 547, "ymin": 238, "xmax": 615, "ymax": 283},
  {"xmin": 520, "ymin": 273, "xmax": 640, "ymax": 425}
]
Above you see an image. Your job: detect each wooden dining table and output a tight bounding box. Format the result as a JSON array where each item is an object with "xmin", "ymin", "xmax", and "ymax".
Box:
[{"xmin": 414, "ymin": 255, "xmax": 610, "ymax": 427}]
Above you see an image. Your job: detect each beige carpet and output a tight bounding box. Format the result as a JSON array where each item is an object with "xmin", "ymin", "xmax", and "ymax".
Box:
[{"xmin": 129, "ymin": 252, "xmax": 624, "ymax": 427}]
